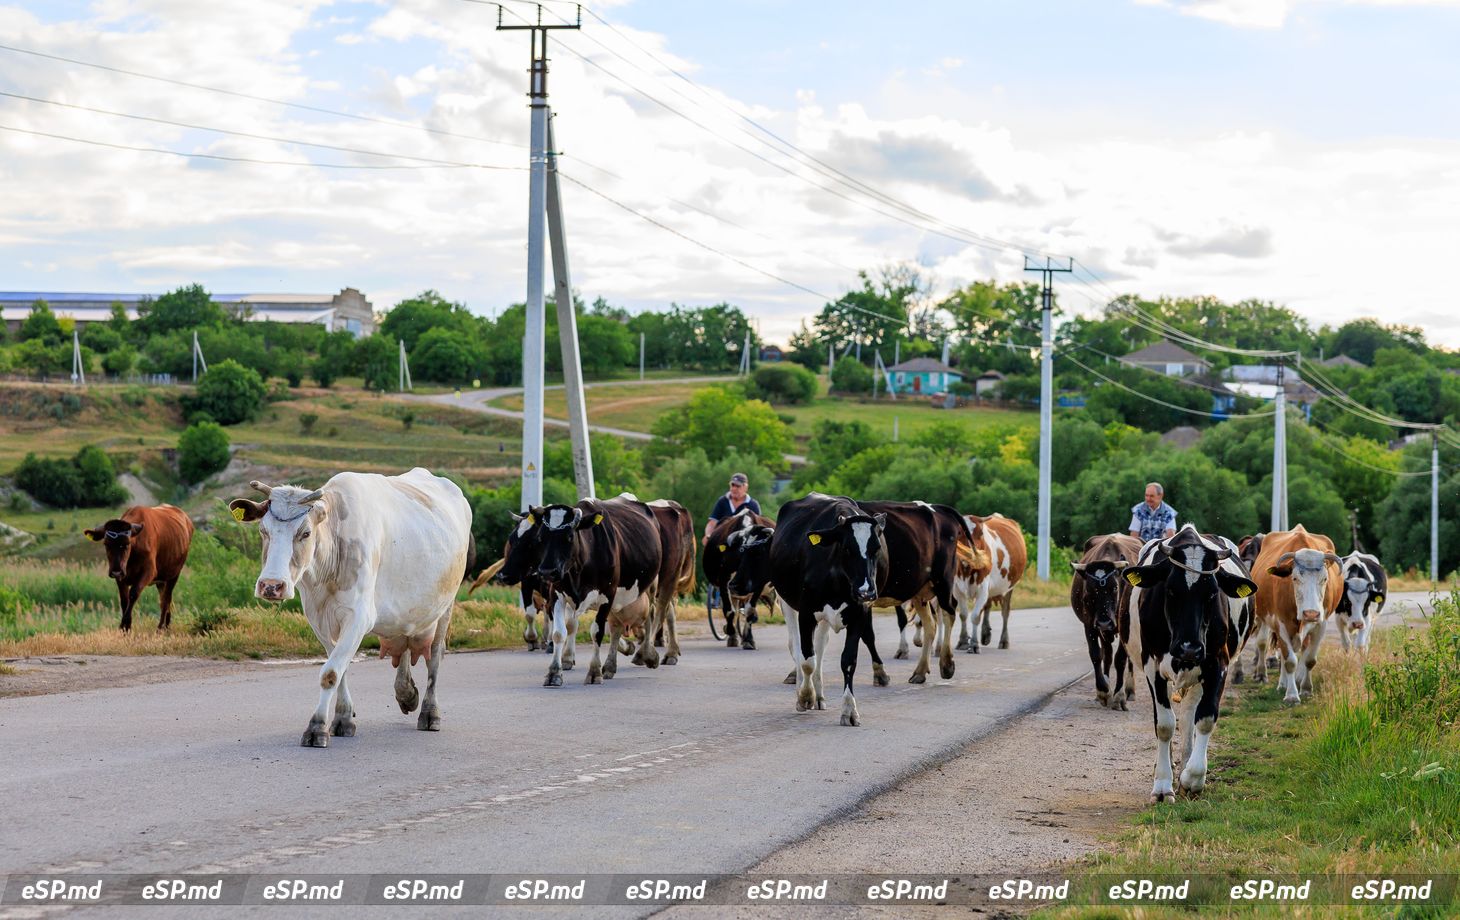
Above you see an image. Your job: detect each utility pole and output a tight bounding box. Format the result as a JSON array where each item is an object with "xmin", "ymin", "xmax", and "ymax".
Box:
[
  {"xmin": 1432, "ymin": 432, "xmax": 1440, "ymax": 582},
  {"xmin": 1271, "ymin": 360, "xmax": 1288, "ymax": 531},
  {"xmin": 499, "ymin": 4, "xmax": 583, "ymax": 509},
  {"xmin": 545, "ymin": 114, "xmax": 593, "ymax": 497},
  {"xmin": 191, "ymin": 330, "xmax": 207, "ymax": 382},
  {"xmin": 639, "ymin": 332, "xmax": 645, "ymax": 381},
  {"xmin": 1024, "ymin": 256, "xmax": 1072, "ymax": 581},
  {"xmin": 71, "ymin": 329, "xmax": 85, "ymax": 386},
  {"xmin": 398, "ymin": 339, "xmax": 413, "ymax": 392}
]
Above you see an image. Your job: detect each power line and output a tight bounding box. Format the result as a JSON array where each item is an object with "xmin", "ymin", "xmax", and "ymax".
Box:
[
  {"xmin": 0, "ymin": 41, "xmax": 528, "ymax": 149},
  {"xmin": 0, "ymin": 91, "xmax": 522, "ymax": 169},
  {"xmin": 0, "ymin": 123, "xmax": 502, "ymax": 170},
  {"xmin": 1058, "ymin": 350, "xmax": 1275, "ymax": 420}
]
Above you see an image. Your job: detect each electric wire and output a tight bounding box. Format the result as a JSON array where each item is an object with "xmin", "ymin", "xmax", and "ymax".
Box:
[{"xmin": 1058, "ymin": 350, "xmax": 1276, "ymax": 420}]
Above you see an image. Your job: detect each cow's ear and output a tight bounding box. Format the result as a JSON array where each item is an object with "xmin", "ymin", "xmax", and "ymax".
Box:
[
  {"xmin": 228, "ymin": 499, "xmax": 268, "ymax": 523},
  {"xmin": 1267, "ymin": 552, "xmax": 1296, "ymax": 578},
  {"xmin": 873, "ymin": 513, "xmax": 888, "ymax": 530},
  {"xmin": 1122, "ymin": 564, "xmax": 1164, "ymax": 588},
  {"xmin": 1216, "ymin": 570, "xmax": 1258, "ymax": 599},
  {"xmin": 84, "ymin": 528, "xmax": 104, "ymax": 542},
  {"xmin": 129, "ymin": 522, "xmax": 144, "ymax": 536}
]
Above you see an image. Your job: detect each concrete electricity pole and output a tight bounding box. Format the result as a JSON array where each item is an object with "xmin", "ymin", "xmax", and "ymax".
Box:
[
  {"xmin": 71, "ymin": 329, "xmax": 85, "ymax": 386},
  {"xmin": 1433, "ymin": 432, "xmax": 1440, "ymax": 582},
  {"xmin": 1023, "ymin": 255, "xmax": 1072, "ymax": 582},
  {"xmin": 546, "ymin": 114, "xmax": 594, "ymax": 497},
  {"xmin": 1271, "ymin": 361, "xmax": 1288, "ymax": 531},
  {"xmin": 498, "ymin": 5, "xmax": 585, "ymax": 508}
]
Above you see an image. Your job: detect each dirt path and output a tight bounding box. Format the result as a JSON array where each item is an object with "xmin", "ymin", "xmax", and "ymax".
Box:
[
  {"xmin": 118, "ymin": 471, "xmax": 158, "ymax": 506},
  {"xmin": 0, "ymin": 654, "xmax": 313, "ymax": 698},
  {"xmin": 657, "ymin": 676, "xmax": 1148, "ymax": 919}
]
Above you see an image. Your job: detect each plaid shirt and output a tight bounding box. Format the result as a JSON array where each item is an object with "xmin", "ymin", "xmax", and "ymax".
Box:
[{"xmin": 1130, "ymin": 501, "xmax": 1178, "ymax": 542}]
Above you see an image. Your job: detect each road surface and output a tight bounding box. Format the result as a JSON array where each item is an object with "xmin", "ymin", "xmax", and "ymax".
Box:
[{"xmin": 0, "ymin": 593, "xmax": 1433, "ymax": 918}]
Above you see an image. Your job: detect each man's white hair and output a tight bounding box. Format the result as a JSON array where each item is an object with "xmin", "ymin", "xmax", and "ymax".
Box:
[{"xmin": 1145, "ymin": 482, "xmax": 1164, "ymax": 496}]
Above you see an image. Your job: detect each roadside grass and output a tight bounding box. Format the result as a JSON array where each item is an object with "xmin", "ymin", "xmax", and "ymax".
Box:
[
  {"xmin": 1390, "ymin": 568, "xmax": 1459, "ymax": 593},
  {"xmin": 1039, "ymin": 590, "xmax": 1460, "ymax": 919}
]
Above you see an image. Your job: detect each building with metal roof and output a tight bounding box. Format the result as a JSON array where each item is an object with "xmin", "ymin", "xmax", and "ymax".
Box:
[{"xmin": 1, "ymin": 288, "xmax": 375, "ymax": 337}]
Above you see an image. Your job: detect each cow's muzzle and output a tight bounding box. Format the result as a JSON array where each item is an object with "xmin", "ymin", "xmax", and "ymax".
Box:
[
  {"xmin": 108, "ymin": 569, "xmax": 125, "ymax": 580},
  {"xmin": 1171, "ymin": 641, "xmax": 1203, "ymax": 667},
  {"xmin": 256, "ymin": 578, "xmax": 288, "ymax": 602},
  {"xmin": 855, "ymin": 586, "xmax": 877, "ymax": 603},
  {"xmin": 1300, "ymin": 608, "xmax": 1322, "ymax": 622}
]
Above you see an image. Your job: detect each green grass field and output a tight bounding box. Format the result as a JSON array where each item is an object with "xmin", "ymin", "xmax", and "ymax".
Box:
[{"xmin": 491, "ymin": 379, "xmax": 1036, "ymax": 444}]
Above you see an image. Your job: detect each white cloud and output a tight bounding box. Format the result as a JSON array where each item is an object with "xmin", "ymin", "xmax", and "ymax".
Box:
[{"xmin": 1136, "ymin": 0, "xmax": 1460, "ymax": 29}]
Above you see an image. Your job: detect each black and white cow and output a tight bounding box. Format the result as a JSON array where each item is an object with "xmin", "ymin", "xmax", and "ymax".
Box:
[
  {"xmin": 1120, "ymin": 525, "xmax": 1257, "ymax": 802},
  {"xmin": 707, "ymin": 509, "xmax": 776, "ymax": 649},
  {"xmin": 496, "ymin": 495, "xmax": 675, "ymax": 687},
  {"xmin": 1335, "ymin": 551, "xmax": 1387, "ymax": 653},
  {"xmin": 770, "ymin": 493, "xmax": 889, "ymax": 726}
]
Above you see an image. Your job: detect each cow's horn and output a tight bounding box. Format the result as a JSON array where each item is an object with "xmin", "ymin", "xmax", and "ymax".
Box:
[
  {"xmin": 250, "ymin": 480, "xmax": 275, "ymax": 496},
  {"xmin": 1114, "ymin": 561, "xmax": 1130, "ymax": 570},
  {"xmin": 1070, "ymin": 562, "xmax": 1087, "ymax": 572},
  {"xmin": 571, "ymin": 507, "xmax": 584, "ymax": 527},
  {"xmin": 300, "ymin": 489, "xmax": 325, "ymax": 504},
  {"xmin": 1323, "ymin": 552, "xmax": 1342, "ymax": 565}
]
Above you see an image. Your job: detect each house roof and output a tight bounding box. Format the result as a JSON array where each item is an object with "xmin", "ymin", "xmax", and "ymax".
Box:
[
  {"xmin": 1320, "ymin": 354, "xmax": 1367, "ymax": 369},
  {"xmin": 889, "ymin": 357, "xmax": 961, "ymax": 375},
  {"xmin": 976, "ymin": 369, "xmax": 1005, "ymax": 380},
  {"xmin": 1161, "ymin": 426, "xmax": 1203, "ymax": 449},
  {"xmin": 1120, "ymin": 340, "xmax": 1208, "ymax": 366}
]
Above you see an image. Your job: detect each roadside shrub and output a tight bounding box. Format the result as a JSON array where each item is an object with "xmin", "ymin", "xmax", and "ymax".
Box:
[
  {"xmin": 829, "ymin": 358, "xmax": 873, "ymax": 394},
  {"xmin": 187, "ymin": 606, "xmax": 237, "ymax": 636},
  {"xmin": 748, "ymin": 363, "xmax": 818, "ymax": 405},
  {"xmin": 1365, "ymin": 590, "xmax": 1460, "ymax": 729},
  {"xmin": 299, "ymin": 412, "xmax": 319, "ymax": 434},
  {"xmin": 187, "ymin": 359, "xmax": 266, "ymax": 425},
  {"xmin": 178, "ymin": 422, "xmax": 231, "ymax": 484},
  {"xmin": 74, "ymin": 446, "xmax": 129, "ymax": 506}
]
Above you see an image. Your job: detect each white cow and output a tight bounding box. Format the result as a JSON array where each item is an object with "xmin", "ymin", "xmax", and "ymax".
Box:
[{"xmin": 229, "ymin": 469, "xmax": 472, "ymax": 747}]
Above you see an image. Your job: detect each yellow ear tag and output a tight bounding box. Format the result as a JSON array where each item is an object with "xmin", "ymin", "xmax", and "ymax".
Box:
[
  {"xmin": 87, "ymin": 531, "xmax": 102, "ymax": 542},
  {"xmin": 718, "ymin": 544, "xmax": 728, "ymax": 552},
  {"xmin": 526, "ymin": 513, "xmax": 535, "ymax": 525},
  {"xmin": 1374, "ymin": 595, "xmax": 1384, "ymax": 605},
  {"xmin": 1124, "ymin": 571, "xmax": 1142, "ymax": 587},
  {"xmin": 231, "ymin": 507, "xmax": 246, "ymax": 522},
  {"xmin": 1236, "ymin": 584, "xmax": 1253, "ymax": 598},
  {"xmin": 809, "ymin": 534, "xmax": 822, "ymax": 545},
  {"xmin": 593, "ymin": 513, "xmax": 603, "ymax": 525}
]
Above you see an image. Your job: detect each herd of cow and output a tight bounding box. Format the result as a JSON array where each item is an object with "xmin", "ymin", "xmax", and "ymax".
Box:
[{"xmin": 82, "ymin": 467, "xmax": 1389, "ymax": 804}]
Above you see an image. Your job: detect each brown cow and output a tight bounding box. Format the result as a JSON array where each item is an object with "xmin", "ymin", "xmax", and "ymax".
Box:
[
  {"xmin": 1250, "ymin": 525, "xmax": 1342, "ymax": 703},
  {"xmin": 84, "ymin": 504, "xmax": 195, "ymax": 631},
  {"xmin": 1070, "ymin": 533, "xmax": 1143, "ymax": 708},
  {"xmin": 958, "ymin": 513, "xmax": 1028, "ymax": 653}
]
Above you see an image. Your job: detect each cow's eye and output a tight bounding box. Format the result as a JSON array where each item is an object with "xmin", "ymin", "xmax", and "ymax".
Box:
[{"xmin": 298, "ymin": 530, "xmax": 311, "ymax": 540}]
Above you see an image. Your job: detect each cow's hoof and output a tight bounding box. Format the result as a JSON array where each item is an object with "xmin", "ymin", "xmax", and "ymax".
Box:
[
  {"xmin": 969, "ymin": 644, "xmax": 980, "ymax": 655},
  {"xmin": 1096, "ymin": 690, "xmax": 1109, "ymax": 706},
  {"xmin": 940, "ymin": 662, "xmax": 955, "ymax": 680},
  {"xmin": 872, "ymin": 667, "xmax": 890, "ymax": 687},
  {"xmin": 815, "ymin": 697, "xmax": 826, "ymax": 710},
  {"xmin": 1113, "ymin": 697, "xmax": 1129, "ymax": 712},
  {"xmin": 893, "ymin": 647, "xmax": 909, "ymax": 660},
  {"xmin": 330, "ymin": 716, "xmax": 356, "ymax": 737},
  {"xmin": 783, "ymin": 671, "xmax": 797, "ymax": 685},
  {"xmin": 525, "ymin": 639, "xmax": 538, "ymax": 651},
  {"xmin": 396, "ymin": 687, "xmax": 419, "ymax": 715},
  {"xmin": 663, "ymin": 655, "xmax": 678, "ymax": 666},
  {"xmin": 999, "ymin": 639, "xmax": 1009, "ymax": 650},
  {"xmin": 1179, "ymin": 772, "xmax": 1206, "ymax": 793},
  {"xmin": 1150, "ymin": 791, "xmax": 1176, "ymax": 804},
  {"xmin": 562, "ymin": 655, "xmax": 575, "ymax": 670},
  {"xmin": 1232, "ymin": 672, "xmax": 1245, "ymax": 685},
  {"xmin": 417, "ymin": 707, "xmax": 441, "ymax": 732},
  {"xmin": 796, "ymin": 696, "xmax": 812, "ymax": 712},
  {"xmin": 908, "ymin": 672, "xmax": 927, "ymax": 685},
  {"xmin": 742, "ymin": 636, "xmax": 756, "ymax": 650},
  {"xmin": 840, "ymin": 703, "xmax": 860, "ymax": 727},
  {"xmin": 585, "ymin": 670, "xmax": 602, "ymax": 685},
  {"xmin": 913, "ymin": 635, "xmax": 923, "ymax": 649},
  {"xmin": 301, "ymin": 722, "xmax": 329, "ymax": 748},
  {"xmin": 544, "ymin": 671, "xmax": 563, "ymax": 688},
  {"xmin": 727, "ymin": 632, "xmax": 739, "ymax": 648},
  {"xmin": 955, "ymin": 636, "xmax": 969, "ymax": 650},
  {"xmin": 603, "ymin": 663, "xmax": 617, "ymax": 679},
  {"xmin": 1282, "ymin": 695, "xmax": 1300, "ymax": 707}
]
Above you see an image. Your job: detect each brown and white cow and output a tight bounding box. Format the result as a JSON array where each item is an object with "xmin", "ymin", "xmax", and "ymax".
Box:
[
  {"xmin": 85, "ymin": 504, "xmax": 195, "ymax": 631},
  {"xmin": 229, "ymin": 469, "xmax": 472, "ymax": 746},
  {"xmin": 1070, "ymin": 533, "xmax": 1142, "ymax": 709},
  {"xmin": 1250, "ymin": 525, "xmax": 1343, "ymax": 704},
  {"xmin": 957, "ymin": 513, "xmax": 1028, "ymax": 653}
]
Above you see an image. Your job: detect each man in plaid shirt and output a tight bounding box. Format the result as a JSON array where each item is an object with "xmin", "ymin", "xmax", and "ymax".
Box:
[{"xmin": 1129, "ymin": 482, "xmax": 1178, "ymax": 543}]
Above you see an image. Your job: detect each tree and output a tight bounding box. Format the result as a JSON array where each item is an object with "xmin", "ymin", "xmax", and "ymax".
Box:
[
  {"xmin": 1028, "ymin": 414, "xmax": 1109, "ymax": 483},
  {"xmin": 135, "ymin": 284, "xmax": 227, "ymax": 336},
  {"xmin": 178, "ymin": 422, "xmax": 231, "ymax": 484},
  {"xmin": 379, "ymin": 291, "xmax": 479, "ymax": 352},
  {"xmin": 73, "ymin": 446, "xmax": 128, "ymax": 506},
  {"xmin": 646, "ymin": 448, "xmax": 775, "ymax": 530},
  {"xmin": 411, "ymin": 327, "xmax": 480, "ymax": 384},
  {"xmin": 139, "ymin": 330, "xmax": 194, "ymax": 376},
  {"xmin": 102, "ymin": 345, "xmax": 136, "ymax": 376},
  {"xmin": 829, "ymin": 358, "xmax": 873, "ymax": 394},
  {"xmin": 795, "ymin": 419, "xmax": 879, "ymax": 489},
  {"xmin": 188, "ymin": 359, "xmax": 266, "ymax": 425},
  {"xmin": 942, "ymin": 280, "xmax": 1045, "ymax": 376},
  {"xmin": 19, "ymin": 300, "xmax": 63, "ymax": 345},
  {"xmin": 1377, "ymin": 466, "xmax": 1460, "ymax": 576},
  {"xmin": 1322, "ymin": 318, "xmax": 1425, "ymax": 366},
  {"xmin": 14, "ymin": 447, "xmax": 126, "ymax": 509},
  {"xmin": 544, "ymin": 433, "xmax": 645, "ymax": 497},
  {"xmin": 12, "ymin": 339, "xmax": 68, "ymax": 376},
  {"xmin": 355, "ymin": 335, "xmax": 398, "ymax": 391},
  {"xmin": 80, "ymin": 323, "xmax": 123, "ymax": 354},
  {"xmin": 648, "ymin": 387, "xmax": 792, "ymax": 469},
  {"xmin": 746, "ymin": 363, "xmax": 818, "ymax": 405}
]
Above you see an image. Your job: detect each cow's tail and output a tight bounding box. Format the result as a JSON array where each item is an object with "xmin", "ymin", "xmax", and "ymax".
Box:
[
  {"xmin": 462, "ymin": 537, "xmax": 478, "ymax": 583},
  {"xmin": 466, "ymin": 557, "xmax": 506, "ymax": 597},
  {"xmin": 676, "ymin": 524, "xmax": 696, "ymax": 597}
]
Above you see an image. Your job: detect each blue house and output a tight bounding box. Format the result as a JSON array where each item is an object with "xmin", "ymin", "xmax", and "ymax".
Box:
[{"xmin": 888, "ymin": 357, "xmax": 962, "ymax": 396}]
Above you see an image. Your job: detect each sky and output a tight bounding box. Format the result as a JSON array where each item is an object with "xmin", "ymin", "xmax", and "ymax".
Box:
[{"xmin": 1, "ymin": 0, "xmax": 1458, "ymax": 347}]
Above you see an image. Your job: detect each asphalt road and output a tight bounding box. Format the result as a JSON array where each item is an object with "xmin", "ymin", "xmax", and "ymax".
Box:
[{"xmin": 0, "ymin": 592, "xmax": 1433, "ymax": 918}]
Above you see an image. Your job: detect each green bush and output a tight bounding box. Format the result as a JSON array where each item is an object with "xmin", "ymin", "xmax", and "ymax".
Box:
[
  {"xmin": 14, "ymin": 446, "xmax": 127, "ymax": 509},
  {"xmin": 1365, "ymin": 590, "xmax": 1460, "ymax": 728},
  {"xmin": 748, "ymin": 363, "xmax": 818, "ymax": 404},
  {"xmin": 178, "ymin": 421, "xmax": 231, "ymax": 484},
  {"xmin": 829, "ymin": 358, "xmax": 873, "ymax": 394},
  {"xmin": 187, "ymin": 359, "xmax": 266, "ymax": 425}
]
